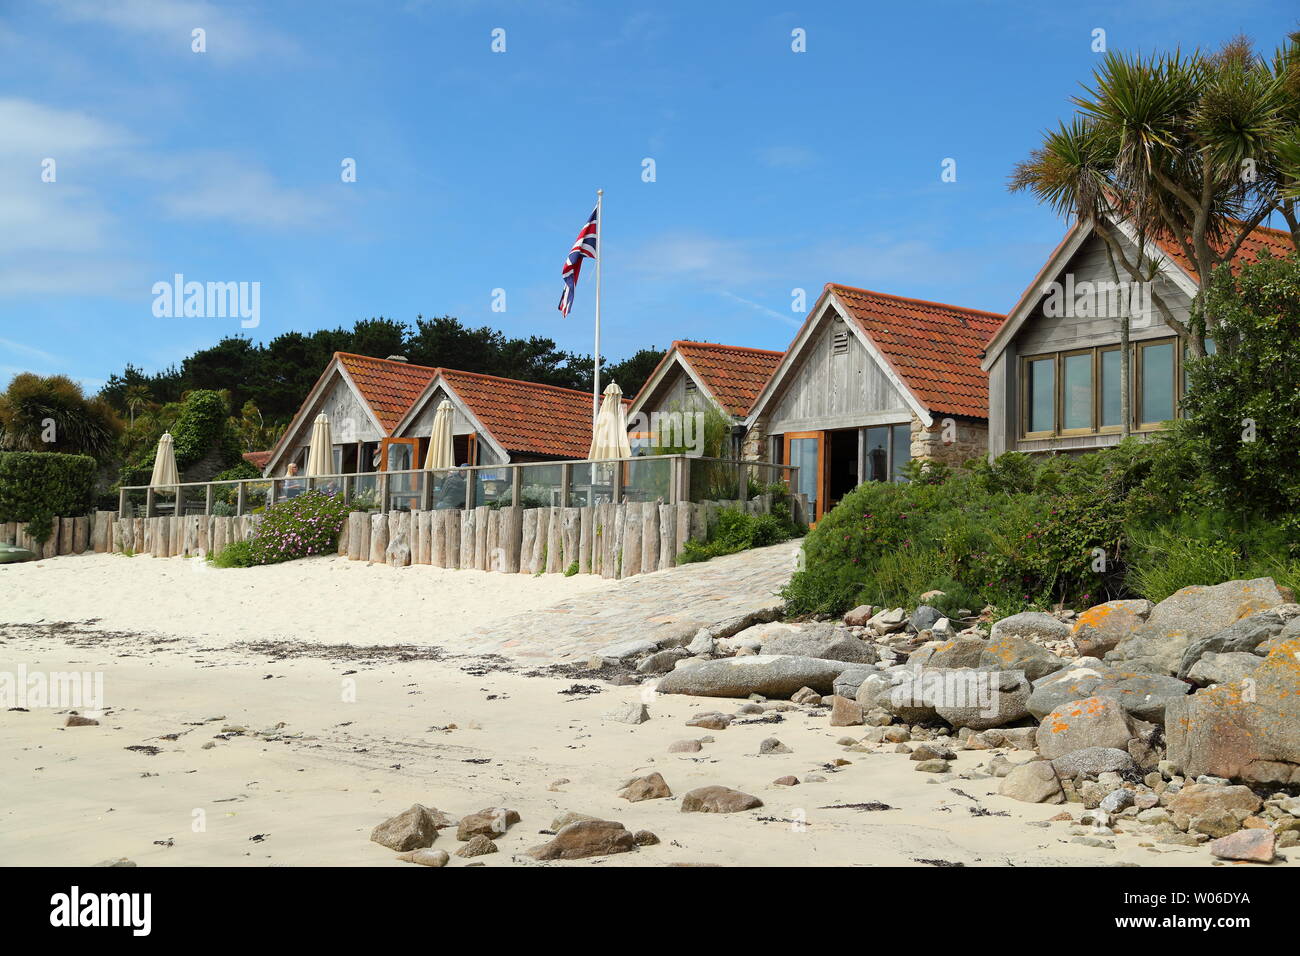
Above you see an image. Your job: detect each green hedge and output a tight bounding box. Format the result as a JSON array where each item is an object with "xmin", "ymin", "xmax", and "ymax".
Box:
[{"xmin": 0, "ymin": 451, "xmax": 97, "ymax": 540}]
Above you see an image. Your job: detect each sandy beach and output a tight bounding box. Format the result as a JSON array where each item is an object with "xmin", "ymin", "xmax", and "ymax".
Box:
[{"xmin": 0, "ymin": 553, "xmax": 1276, "ymax": 867}]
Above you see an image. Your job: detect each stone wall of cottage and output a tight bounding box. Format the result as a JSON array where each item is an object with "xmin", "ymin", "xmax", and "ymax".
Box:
[{"xmin": 909, "ymin": 414, "xmax": 988, "ymax": 469}]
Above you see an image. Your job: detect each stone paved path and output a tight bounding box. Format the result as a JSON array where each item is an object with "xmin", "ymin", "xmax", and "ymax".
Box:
[{"xmin": 456, "ymin": 540, "xmax": 801, "ymax": 661}]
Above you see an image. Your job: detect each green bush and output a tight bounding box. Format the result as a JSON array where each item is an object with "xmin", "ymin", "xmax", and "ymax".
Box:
[
  {"xmin": 678, "ymin": 507, "xmax": 799, "ymax": 564},
  {"xmin": 782, "ymin": 441, "xmax": 1179, "ymax": 619},
  {"xmin": 247, "ymin": 490, "xmax": 350, "ymax": 565},
  {"xmin": 0, "ymin": 451, "xmax": 97, "ymax": 541},
  {"xmin": 210, "ymin": 539, "xmax": 254, "ymax": 568},
  {"xmin": 1125, "ymin": 509, "xmax": 1296, "ymax": 603}
]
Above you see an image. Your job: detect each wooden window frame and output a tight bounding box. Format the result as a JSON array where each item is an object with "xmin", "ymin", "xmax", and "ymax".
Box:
[
  {"xmin": 1058, "ymin": 348, "xmax": 1096, "ymax": 437},
  {"xmin": 1097, "ymin": 346, "xmax": 1124, "ymax": 434},
  {"xmin": 1135, "ymin": 338, "xmax": 1180, "ymax": 431},
  {"xmin": 1020, "ymin": 353, "xmax": 1058, "ymax": 439},
  {"xmin": 783, "ymin": 431, "xmax": 825, "ymax": 525}
]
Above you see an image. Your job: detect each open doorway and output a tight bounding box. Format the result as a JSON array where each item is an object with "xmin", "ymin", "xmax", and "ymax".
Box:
[{"xmin": 826, "ymin": 428, "xmax": 860, "ymax": 510}]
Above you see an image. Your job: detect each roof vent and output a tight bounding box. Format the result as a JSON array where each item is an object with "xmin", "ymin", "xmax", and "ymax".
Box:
[
  {"xmin": 684, "ymin": 380, "xmax": 698, "ymax": 392},
  {"xmin": 832, "ymin": 329, "xmax": 850, "ymax": 355},
  {"xmin": 386, "ymin": 355, "xmax": 408, "ymax": 362}
]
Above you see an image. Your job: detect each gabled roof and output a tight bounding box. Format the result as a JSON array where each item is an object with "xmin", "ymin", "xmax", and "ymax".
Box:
[
  {"xmin": 673, "ymin": 342, "xmax": 784, "ymax": 417},
  {"xmin": 746, "ymin": 284, "xmax": 1004, "ymax": 427},
  {"xmin": 431, "ymin": 368, "xmax": 601, "ymax": 459},
  {"xmin": 829, "ymin": 284, "xmax": 1004, "ymax": 419},
  {"xmin": 1152, "ymin": 222, "xmax": 1293, "ymax": 281},
  {"xmin": 982, "ymin": 217, "xmax": 1295, "ymax": 369},
  {"xmin": 243, "ymin": 450, "xmax": 272, "ymax": 470},
  {"xmin": 336, "ymin": 352, "xmax": 439, "ymax": 433},
  {"xmin": 630, "ymin": 341, "xmax": 784, "ymax": 420}
]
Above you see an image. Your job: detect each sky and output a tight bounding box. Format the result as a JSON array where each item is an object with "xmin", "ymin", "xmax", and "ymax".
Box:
[{"xmin": 1, "ymin": 0, "xmax": 1296, "ymax": 393}]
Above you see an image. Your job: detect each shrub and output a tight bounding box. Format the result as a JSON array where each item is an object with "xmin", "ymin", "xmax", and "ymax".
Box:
[
  {"xmin": 678, "ymin": 507, "xmax": 799, "ymax": 564},
  {"xmin": 210, "ymin": 539, "xmax": 254, "ymax": 568},
  {"xmin": 236, "ymin": 490, "xmax": 350, "ymax": 565},
  {"xmin": 1125, "ymin": 508, "xmax": 1295, "ymax": 603},
  {"xmin": 0, "ymin": 451, "xmax": 97, "ymax": 541},
  {"xmin": 1183, "ymin": 251, "xmax": 1300, "ymax": 525}
]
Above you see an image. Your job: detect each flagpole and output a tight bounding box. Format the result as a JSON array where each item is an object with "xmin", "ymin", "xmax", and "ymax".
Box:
[{"xmin": 593, "ymin": 188, "xmax": 603, "ymax": 425}]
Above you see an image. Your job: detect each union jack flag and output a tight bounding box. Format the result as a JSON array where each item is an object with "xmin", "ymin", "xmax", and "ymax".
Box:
[{"xmin": 558, "ymin": 204, "xmax": 599, "ymax": 317}]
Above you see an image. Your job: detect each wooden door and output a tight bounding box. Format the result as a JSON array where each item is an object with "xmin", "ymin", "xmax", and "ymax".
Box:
[{"xmin": 783, "ymin": 431, "xmax": 825, "ymax": 524}]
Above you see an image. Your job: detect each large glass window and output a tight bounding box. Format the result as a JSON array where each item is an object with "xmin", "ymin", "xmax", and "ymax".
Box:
[
  {"xmin": 789, "ymin": 437, "xmax": 819, "ymax": 508},
  {"xmin": 1139, "ymin": 342, "xmax": 1175, "ymax": 424},
  {"xmin": 865, "ymin": 426, "xmax": 889, "ymax": 481},
  {"xmin": 1062, "ymin": 352, "xmax": 1093, "ymax": 430},
  {"xmin": 1100, "ymin": 349, "xmax": 1122, "ymax": 428},
  {"xmin": 891, "ymin": 425, "xmax": 910, "ymax": 482},
  {"xmin": 1026, "ymin": 358, "xmax": 1055, "ymax": 433}
]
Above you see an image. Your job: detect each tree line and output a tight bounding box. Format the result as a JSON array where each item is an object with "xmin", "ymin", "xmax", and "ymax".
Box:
[{"xmin": 96, "ymin": 315, "xmax": 666, "ymax": 429}]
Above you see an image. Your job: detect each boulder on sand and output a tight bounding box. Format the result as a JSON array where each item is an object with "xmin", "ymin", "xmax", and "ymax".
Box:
[
  {"xmin": 371, "ymin": 804, "xmax": 438, "ymax": 851},
  {"xmin": 1106, "ymin": 578, "xmax": 1290, "ymax": 675},
  {"xmin": 1166, "ymin": 636, "xmax": 1300, "ymax": 785},
  {"xmin": 527, "ymin": 820, "xmax": 635, "ymax": 860},
  {"xmin": 1035, "ymin": 695, "xmax": 1139, "ymax": 760},
  {"xmin": 998, "ymin": 761, "xmax": 1064, "ymax": 804},
  {"xmin": 760, "ymin": 622, "xmax": 878, "ymax": 664},
  {"xmin": 933, "ymin": 668, "xmax": 1031, "ymax": 730},
  {"xmin": 680, "ymin": 786, "xmax": 763, "ymax": 813},
  {"xmin": 654, "ymin": 655, "xmax": 850, "ymax": 698}
]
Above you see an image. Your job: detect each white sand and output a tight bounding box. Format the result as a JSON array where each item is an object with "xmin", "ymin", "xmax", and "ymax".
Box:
[
  {"xmin": 0, "ymin": 556, "xmax": 1263, "ymax": 867},
  {"xmin": 1, "ymin": 552, "xmax": 614, "ymax": 649}
]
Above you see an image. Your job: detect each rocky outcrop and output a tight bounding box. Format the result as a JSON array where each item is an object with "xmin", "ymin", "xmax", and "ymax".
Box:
[
  {"xmin": 760, "ymin": 623, "xmax": 878, "ymax": 663},
  {"xmin": 1175, "ymin": 608, "xmax": 1299, "ymax": 678},
  {"xmin": 1166, "ymin": 636, "xmax": 1300, "ymax": 785},
  {"xmin": 1106, "ymin": 578, "xmax": 1290, "ymax": 675},
  {"xmin": 1027, "ymin": 666, "xmax": 1190, "ymax": 724}
]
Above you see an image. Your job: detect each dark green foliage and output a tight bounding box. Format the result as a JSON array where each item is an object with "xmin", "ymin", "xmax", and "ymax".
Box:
[
  {"xmin": 0, "ymin": 451, "xmax": 97, "ymax": 541},
  {"xmin": 1182, "ymin": 252, "xmax": 1300, "ymax": 528},
  {"xmin": 0, "ymin": 373, "xmax": 123, "ymax": 461},
  {"xmin": 120, "ymin": 389, "xmax": 243, "ymax": 486},
  {"xmin": 210, "ymin": 539, "xmax": 254, "ymax": 568},
  {"xmin": 678, "ymin": 507, "xmax": 800, "ymax": 564},
  {"xmin": 99, "ymin": 316, "xmax": 664, "ymax": 428}
]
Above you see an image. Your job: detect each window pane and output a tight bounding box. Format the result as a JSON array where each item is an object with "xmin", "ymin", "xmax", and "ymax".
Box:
[
  {"xmin": 891, "ymin": 425, "xmax": 910, "ymax": 482},
  {"xmin": 1100, "ymin": 350, "xmax": 1122, "ymax": 427},
  {"xmin": 1063, "ymin": 353, "xmax": 1093, "ymax": 430},
  {"xmin": 1141, "ymin": 343, "xmax": 1175, "ymax": 423},
  {"xmin": 865, "ymin": 426, "xmax": 888, "ymax": 481},
  {"xmin": 790, "ymin": 438, "xmax": 819, "ymax": 506},
  {"xmin": 1205, "ymin": 339, "xmax": 1217, "ymax": 355},
  {"xmin": 1027, "ymin": 358, "xmax": 1055, "ymax": 433}
]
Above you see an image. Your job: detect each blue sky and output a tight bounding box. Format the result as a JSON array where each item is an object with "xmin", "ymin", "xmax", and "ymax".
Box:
[{"xmin": 1, "ymin": 0, "xmax": 1295, "ymax": 392}]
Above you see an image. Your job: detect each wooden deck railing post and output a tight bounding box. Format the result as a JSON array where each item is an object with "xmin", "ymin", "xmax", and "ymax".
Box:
[
  {"xmin": 204, "ymin": 484, "xmax": 214, "ymax": 516},
  {"xmin": 511, "ymin": 465, "xmax": 521, "ymax": 507},
  {"xmin": 560, "ymin": 463, "xmax": 571, "ymax": 508},
  {"xmin": 118, "ymin": 487, "xmax": 127, "ymax": 519},
  {"xmin": 145, "ymin": 487, "xmax": 155, "ymax": 518},
  {"xmin": 464, "ymin": 468, "xmax": 476, "ymax": 511},
  {"xmin": 680, "ymin": 456, "xmax": 692, "ymax": 504},
  {"xmin": 236, "ymin": 481, "xmax": 246, "ymax": 516},
  {"xmin": 378, "ymin": 473, "xmax": 390, "ymax": 514},
  {"xmin": 420, "ymin": 471, "xmax": 432, "ymax": 511}
]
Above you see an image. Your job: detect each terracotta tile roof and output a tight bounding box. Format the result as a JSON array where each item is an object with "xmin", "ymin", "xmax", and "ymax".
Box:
[
  {"xmin": 243, "ymin": 450, "xmax": 272, "ymax": 469},
  {"xmin": 436, "ymin": 368, "xmax": 600, "ymax": 458},
  {"xmin": 1153, "ymin": 221, "xmax": 1294, "ymax": 281},
  {"xmin": 828, "ymin": 284, "xmax": 1005, "ymax": 419},
  {"xmin": 337, "ymin": 353, "xmax": 439, "ymax": 433},
  {"xmin": 671, "ymin": 341, "xmax": 785, "ymax": 417}
]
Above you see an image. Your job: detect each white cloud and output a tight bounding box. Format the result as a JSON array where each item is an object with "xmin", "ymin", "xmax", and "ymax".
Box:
[
  {"xmin": 43, "ymin": 0, "xmax": 299, "ymax": 61},
  {"xmin": 155, "ymin": 154, "xmax": 330, "ymax": 229}
]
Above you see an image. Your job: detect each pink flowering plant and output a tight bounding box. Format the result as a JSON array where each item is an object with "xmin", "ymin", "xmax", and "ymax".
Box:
[{"xmin": 211, "ymin": 490, "xmax": 350, "ymax": 567}]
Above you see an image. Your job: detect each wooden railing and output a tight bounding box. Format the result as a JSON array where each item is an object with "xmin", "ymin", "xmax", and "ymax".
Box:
[{"xmin": 118, "ymin": 455, "xmax": 798, "ymax": 519}]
